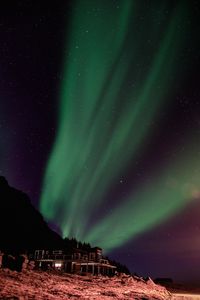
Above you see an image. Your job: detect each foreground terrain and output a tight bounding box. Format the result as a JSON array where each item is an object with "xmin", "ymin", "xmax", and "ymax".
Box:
[
  {"xmin": 160, "ymin": 282, "xmax": 200, "ymax": 299},
  {"xmin": 172, "ymin": 294, "xmax": 200, "ymax": 299},
  {"xmin": 0, "ymin": 268, "xmax": 171, "ymax": 299}
]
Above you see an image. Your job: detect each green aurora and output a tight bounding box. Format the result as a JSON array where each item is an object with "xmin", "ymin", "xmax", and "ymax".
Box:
[
  {"xmin": 40, "ymin": 0, "xmax": 191, "ymax": 252},
  {"xmin": 85, "ymin": 138, "xmax": 200, "ymax": 251}
]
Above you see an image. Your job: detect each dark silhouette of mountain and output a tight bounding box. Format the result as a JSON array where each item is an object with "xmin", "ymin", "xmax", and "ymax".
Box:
[{"xmin": 0, "ymin": 176, "xmax": 63, "ymax": 252}]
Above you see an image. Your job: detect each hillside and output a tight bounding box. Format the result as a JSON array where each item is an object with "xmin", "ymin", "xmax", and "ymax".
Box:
[{"xmin": 0, "ymin": 176, "xmax": 63, "ymax": 252}]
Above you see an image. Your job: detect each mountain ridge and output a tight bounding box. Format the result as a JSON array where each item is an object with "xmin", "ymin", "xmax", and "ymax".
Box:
[{"xmin": 0, "ymin": 176, "xmax": 63, "ymax": 252}]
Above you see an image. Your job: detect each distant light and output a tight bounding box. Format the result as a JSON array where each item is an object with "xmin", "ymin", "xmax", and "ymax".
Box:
[{"xmin": 55, "ymin": 263, "xmax": 62, "ymax": 268}]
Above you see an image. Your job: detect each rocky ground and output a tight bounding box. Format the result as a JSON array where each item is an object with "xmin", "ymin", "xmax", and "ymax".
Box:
[{"xmin": 0, "ymin": 268, "xmax": 171, "ymax": 299}]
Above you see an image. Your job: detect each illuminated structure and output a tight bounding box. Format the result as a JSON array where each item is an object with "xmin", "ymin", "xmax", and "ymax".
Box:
[{"xmin": 34, "ymin": 247, "xmax": 116, "ymax": 276}]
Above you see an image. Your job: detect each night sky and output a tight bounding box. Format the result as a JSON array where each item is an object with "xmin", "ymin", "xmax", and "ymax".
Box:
[{"xmin": 1, "ymin": 0, "xmax": 200, "ymax": 282}]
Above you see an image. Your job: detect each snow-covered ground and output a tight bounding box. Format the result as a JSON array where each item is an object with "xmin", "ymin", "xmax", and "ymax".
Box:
[
  {"xmin": 0, "ymin": 268, "xmax": 171, "ymax": 299},
  {"xmin": 172, "ymin": 294, "xmax": 200, "ymax": 300}
]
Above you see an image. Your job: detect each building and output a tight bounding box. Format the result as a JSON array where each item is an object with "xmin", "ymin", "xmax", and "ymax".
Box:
[{"xmin": 34, "ymin": 247, "xmax": 116, "ymax": 276}]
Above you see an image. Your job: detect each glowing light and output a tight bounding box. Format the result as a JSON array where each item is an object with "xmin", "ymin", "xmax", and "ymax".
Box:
[
  {"xmin": 55, "ymin": 262, "xmax": 62, "ymax": 268},
  {"xmin": 40, "ymin": 1, "xmax": 188, "ymax": 252},
  {"xmin": 84, "ymin": 138, "xmax": 200, "ymax": 252}
]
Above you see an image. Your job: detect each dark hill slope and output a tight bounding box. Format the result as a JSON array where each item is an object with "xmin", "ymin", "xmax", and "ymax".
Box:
[{"xmin": 0, "ymin": 176, "xmax": 63, "ymax": 252}]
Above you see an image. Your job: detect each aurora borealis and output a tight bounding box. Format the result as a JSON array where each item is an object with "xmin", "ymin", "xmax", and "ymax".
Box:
[
  {"xmin": 1, "ymin": 0, "xmax": 200, "ymax": 280},
  {"xmin": 40, "ymin": 0, "xmax": 188, "ymax": 247}
]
